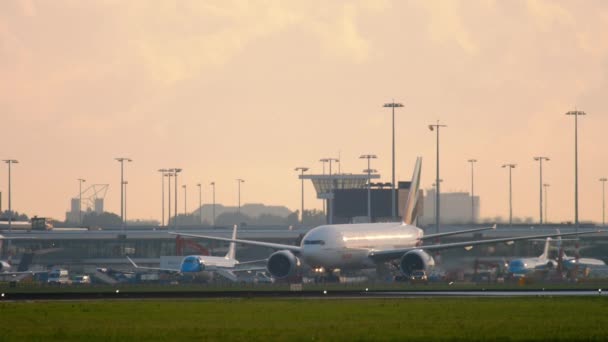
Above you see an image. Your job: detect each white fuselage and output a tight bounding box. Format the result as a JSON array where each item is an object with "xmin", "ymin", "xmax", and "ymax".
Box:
[
  {"xmin": 180, "ymin": 255, "xmax": 238, "ymax": 273},
  {"xmin": 508, "ymin": 257, "xmax": 555, "ymax": 275},
  {"xmin": 563, "ymin": 257, "xmax": 606, "ymax": 270},
  {"xmin": 299, "ymin": 222, "xmax": 423, "ymax": 270}
]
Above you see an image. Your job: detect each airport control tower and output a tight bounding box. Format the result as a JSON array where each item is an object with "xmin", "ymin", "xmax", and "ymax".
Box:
[{"xmin": 300, "ymin": 173, "xmax": 421, "ymax": 224}]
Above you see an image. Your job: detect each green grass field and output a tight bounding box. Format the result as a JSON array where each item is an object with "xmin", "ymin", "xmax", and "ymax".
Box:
[{"xmin": 1, "ymin": 297, "xmax": 607, "ymax": 341}]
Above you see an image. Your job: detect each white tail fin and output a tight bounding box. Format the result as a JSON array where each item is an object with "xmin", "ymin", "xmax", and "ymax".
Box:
[
  {"xmin": 225, "ymin": 224, "xmax": 238, "ymax": 260},
  {"xmin": 539, "ymin": 237, "xmax": 551, "ymax": 260},
  {"xmin": 556, "ymin": 229, "xmax": 568, "ymax": 259},
  {"xmin": 402, "ymin": 157, "xmax": 422, "ymax": 225}
]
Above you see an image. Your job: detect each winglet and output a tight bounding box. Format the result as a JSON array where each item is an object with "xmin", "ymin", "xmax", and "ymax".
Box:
[{"xmin": 402, "ymin": 157, "xmax": 422, "ymax": 225}]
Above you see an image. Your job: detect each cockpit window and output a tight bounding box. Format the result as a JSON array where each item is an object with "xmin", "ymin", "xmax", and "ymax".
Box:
[{"xmin": 304, "ymin": 240, "xmax": 325, "ymax": 245}]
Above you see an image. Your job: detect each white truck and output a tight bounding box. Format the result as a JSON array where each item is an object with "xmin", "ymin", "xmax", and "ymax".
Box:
[{"xmin": 48, "ymin": 269, "xmax": 71, "ymax": 285}]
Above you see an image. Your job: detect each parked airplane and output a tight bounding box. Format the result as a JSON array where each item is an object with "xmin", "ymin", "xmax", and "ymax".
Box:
[
  {"xmin": 509, "ymin": 235, "xmax": 606, "ymax": 276},
  {"xmin": 0, "ymin": 260, "xmax": 31, "ymax": 276},
  {"xmin": 0, "ymin": 234, "xmax": 39, "ymax": 276},
  {"xmin": 127, "ymin": 225, "xmax": 265, "ymax": 281},
  {"xmin": 558, "ymin": 239, "xmax": 606, "ymax": 272},
  {"xmin": 172, "ymin": 157, "xmax": 602, "ymax": 280},
  {"xmin": 508, "ymin": 237, "xmax": 557, "ymax": 275}
]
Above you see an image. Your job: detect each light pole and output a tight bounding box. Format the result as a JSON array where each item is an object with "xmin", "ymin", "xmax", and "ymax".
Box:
[
  {"xmin": 294, "ymin": 167, "xmax": 309, "ymax": 224},
  {"xmin": 182, "ymin": 184, "xmax": 187, "ymax": 220},
  {"xmin": 210, "ymin": 182, "xmax": 216, "ymax": 226},
  {"xmin": 432, "ymin": 179, "xmax": 443, "ymax": 226},
  {"xmin": 600, "ymin": 178, "xmax": 607, "ymax": 227},
  {"xmin": 158, "ymin": 169, "xmax": 168, "ymax": 226},
  {"xmin": 173, "ymin": 168, "xmax": 182, "ymax": 229},
  {"xmin": 123, "ymin": 181, "xmax": 128, "ymax": 227},
  {"xmin": 467, "ymin": 159, "xmax": 477, "ymax": 224},
  {"xmin": 360, "ymin": 154, "xmax": 377, "ymax": 223},
  {"xmin": 115, "ymin": 157, "xmax": 132, "ymax": 230},
  {"xmin": 197, "ymin": 183, "xmax": 202, "ymax": 225},
  {"xmin": 319, "ymin": 159, "xmax": 328, "ymax": 217},
  {"xmin": 182, "ymin": 184, "xmax": 188, "ymax": 226},
  {"xmin": 320, "ymin": 158, "xmax": 339, "ymax": 224},
  {"xmin": 77, "ymin": 178, "xmax": 86, "ymax": 225},
  {"xmin": 566, "ymin": 110, "xmax": 585, "ymax": 233},
  {"xmin": 429, "ymin": 121, "xmax": 447, "ymax": 233},
  {"xmin": 236, "ymin": 179, "xmax": 245, "ymax": 214},
  {"xmin": 502, "ymin": 163, "xmax": 517, "ymax": 227},
  {"xmin": 543, "ymin": 183, "xmax": 550, "ymax": 224},
  {"xmin": 533, "ymin": 156, "xmax": 550, "ymax": 225},
  {"xmin": 383, "ymin": 100, "xmax": 404, "ymax": 220},
  {"xmin": 3, "ymin": 160, "xmax": 18, "ymax": 231},
  {"xmin": 166, "ymin": 173, "xmax": 173, "ymax": 227}
]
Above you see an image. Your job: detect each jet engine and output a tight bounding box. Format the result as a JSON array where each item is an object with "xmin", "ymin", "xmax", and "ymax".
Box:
[
  {"xmin": 267, "ymin": 250, "xmax": 300, "ymax": 279},
  {"xmin": 399, "ymin": 249, "xmax": 435, "ymax": 276}
]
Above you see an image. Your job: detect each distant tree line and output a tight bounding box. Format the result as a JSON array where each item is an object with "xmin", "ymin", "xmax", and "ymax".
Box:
[
  {"xmin": 168, "ymin": 209, "xmax": 327, "ymax": 227},
  {"xmin": 0, "ymin": 210, "xmax": 29, "ymax": 221}
]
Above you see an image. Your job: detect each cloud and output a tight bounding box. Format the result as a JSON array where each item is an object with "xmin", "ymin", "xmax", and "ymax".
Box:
[
  {"xmin": 525, "ymin": 0, "xmax": 574, "ymax": 31},
  {"xmin": 113, "ymin": 1, "xmax": 384, "ymax": 84},
  {"xmin": 416, "ymin": 0, "xmax": 479, "ymax": 55}
]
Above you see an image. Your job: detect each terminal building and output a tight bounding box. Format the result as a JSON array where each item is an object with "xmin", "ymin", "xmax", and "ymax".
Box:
[{"xmin": 421, "ymin": 188, "xmax": 480, "ymax": 225}]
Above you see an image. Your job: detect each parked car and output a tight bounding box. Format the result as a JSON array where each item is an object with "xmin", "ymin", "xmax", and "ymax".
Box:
[
  {"xmin": 409, "ymin": 270, "xmax": 428, "ymax": 285},
  {"xmin": 71, "ymin": 275, "xmax": 91, "ymax": 285}
]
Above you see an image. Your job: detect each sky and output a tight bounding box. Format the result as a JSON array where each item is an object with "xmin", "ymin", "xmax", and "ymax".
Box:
[{"xmin": 1, "ymin": 0, "xmax": 608, "ymax": 224}]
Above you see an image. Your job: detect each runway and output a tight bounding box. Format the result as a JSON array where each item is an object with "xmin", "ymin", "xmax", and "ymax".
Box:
[{"xmin": 1, "ymin": 289, "xmax": 605, "ymax": 301}]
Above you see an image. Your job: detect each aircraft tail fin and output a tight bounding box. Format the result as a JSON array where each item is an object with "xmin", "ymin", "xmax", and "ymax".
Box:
[
  {"xmin": 555, "ymin": 230, "xmax": 569, "ymax": 259},
  {"xmin": 539, "ymin": 237, "xmax": 551, "ymax": 260},
  {"xmin": 402, "ymin": 157, "xmax": 422, "ymax": 225},
  {"xmin": 226, "ymin": 224, "xmax": 238, "ymax": 260}
]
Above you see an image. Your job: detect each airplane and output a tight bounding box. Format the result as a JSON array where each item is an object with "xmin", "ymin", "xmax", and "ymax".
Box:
[
  {"xmin": 127, "ymin": 225, "xmax": 265, "ymax": 282},
  {"xmin": 0, "ymin": 259, "xmax": 32, "ymax": 276},
  {"xmin": 556, "ymin": 237, "xmax": 606, "ymax": 272},
  {"xmin": 507, "ymin": 237, "xmax": 557, "ymax": 275},
  {"xmin": 508, "ymin": 231, "xmax": 607, "ymax": 276},
  {"xmin": 171, "ymin": 157, "xmax": 603, "ymax": 280},
  {"xmin": 0, "ymin": 234, "xmax": 40, "ymax": 276}
]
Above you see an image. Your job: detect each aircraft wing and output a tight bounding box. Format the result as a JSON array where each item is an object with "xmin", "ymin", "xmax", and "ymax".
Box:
[
  {"xmin": 0, "ymin": 271, "xmax": 34, "ymax": 276},
  {"xmin": 168, "ymin": 232, "xmax": 302, "ymax": 253},
  {"xmin": 215, "ymin": 269, "xmax": 238, "ymax": 282},
  {"xmin": 420, "ymin": 224, "xmax": 496, "ymax": 241},
  {"xmin": 236, "ymin": 258, "xmax": 268, "ymax": 266},
  {"xmin": 126, "ymin": 256, "xmax": 181, "ymax": 272},
  {"xmin": 231, "ymin": 265, "xmax": 268, "ymax": 272},
  {"xmin": 0, "ymin": 235, "xmax": 37, "ymax": 240},
  {"xmin": 369, "ymin": 230, "xmax": 603, "ymax": 262}
]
